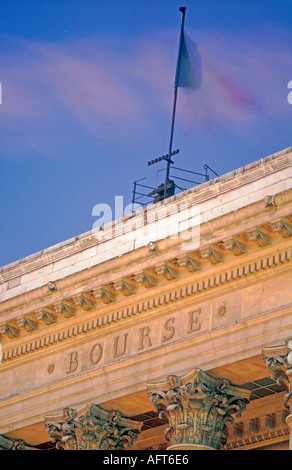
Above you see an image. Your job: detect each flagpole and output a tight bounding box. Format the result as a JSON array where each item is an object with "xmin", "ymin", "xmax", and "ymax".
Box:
[{"xmin": 164, "ymin": 6, "xmax": 186, "ymax": 198}]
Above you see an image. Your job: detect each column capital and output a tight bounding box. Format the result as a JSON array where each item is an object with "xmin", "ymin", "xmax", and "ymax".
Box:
[
  {"xmin": 263, "ymin": 339, "xmax": 292, "ymax": 413},
  {"xmin": 45, "ymin": 403, "xmax": 142, "ymax": 450},
  {"xmin": 147, "ymin": 368, "xmax": 250, "ymax": 450},
  {"xmin": 0, "ymin": 434, "xmax": 35, "ymax": 450}
]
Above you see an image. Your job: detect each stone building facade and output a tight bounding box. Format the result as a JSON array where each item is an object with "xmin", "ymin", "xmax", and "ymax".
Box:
[{"xmin": 0, "ymin": 146, "xmax": 292, "ymax": 450}]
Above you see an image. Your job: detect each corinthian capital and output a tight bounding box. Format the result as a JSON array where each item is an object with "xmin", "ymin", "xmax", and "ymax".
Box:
[
  {"xmin": 263, "ymin": 340, "xmax": 292, "ymax": 413},
  {"xmin": 45, "ymin": 403, "xmax": 142, "ymax": 450},
  {"xmin": 147, "ymin": 368, "xmax": 250, "ymax": 450}
]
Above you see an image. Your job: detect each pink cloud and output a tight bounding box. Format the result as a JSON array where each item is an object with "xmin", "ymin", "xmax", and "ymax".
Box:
[{"xmin": 0, "ymin": 24, "xmax": 290, "ymax": 158}]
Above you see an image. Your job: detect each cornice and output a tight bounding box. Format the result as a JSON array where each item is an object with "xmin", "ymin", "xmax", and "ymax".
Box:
[
  {"xmin": 0, "ymin": 178, "xmax": 291, "ymax": 362},
  {"xmin": 0, "ymin": 148, "xmax": 291, "ymax": 289},
  {"xmin": 1, "ymin": 189, "xmax": 291, "ymax": 310},
  {"xmin": 1, "ymin": 238, "xmax": 291, "ymax": 364}
]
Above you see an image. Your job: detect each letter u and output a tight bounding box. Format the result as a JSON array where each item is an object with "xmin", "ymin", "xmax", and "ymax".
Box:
[{"xmin": 113, "ymin": 333, "xmax": 128, "ymax": 357}]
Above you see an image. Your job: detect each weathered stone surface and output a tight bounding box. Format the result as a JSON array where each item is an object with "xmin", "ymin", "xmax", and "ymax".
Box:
[
  {"xmin": 45, "ymin": 403, "xmax": 142, "ymax": 450},
  {"xmin": 147, "ymin": 368, "xmax": 250, "ymax": 450}
]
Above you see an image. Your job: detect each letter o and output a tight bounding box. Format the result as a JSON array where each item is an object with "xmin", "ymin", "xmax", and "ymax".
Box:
[{"xmin": 89, "ymin": 343, "xmax": 103, "ymax": 365}]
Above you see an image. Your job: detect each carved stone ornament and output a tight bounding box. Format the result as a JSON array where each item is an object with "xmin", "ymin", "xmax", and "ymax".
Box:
[
  {"xmin": 247, "ymin": 229, "xmax": 270, "ymax": 247},
  {"xmin": 177, "ymin": 254, "xmax": 201, "ymax": 272},
  {"xmin": 45, "ymin": 403, "xmax": 142, "ymax": 450},
  {"xmin": 201, "ymin": 247, "xmax": 224, "ymax": 264},
  {"xmin": 73, "ymin": 293, "xmax": 95, "ymax": 310},
  {"xmin": 155, "ymin": 263, "xmax": 179, "ymax": 280},
  {"xmin": 114, "ymin": 279, "xmax": 136, "ymax": 296},
  {"xmin": 134, "ymin": 270, "xmax": 157, "ymax": 288},
  {"xmin": 35, "ymin": 307, "xmax": 57, "ymax": 325},
  {"xmin": 263, "ymin": 339, "xmax": 292, "ymax": 413},
  {"xmin": 223, "ymin": 238, "xmax": 247, "ymax": 256},
  {"xmin": 0, "ymin": 434, "xmax": 34, "ymax": 450},
  {"xmin": 92, "ymin": 286, "xmax": 116, "ymax": 303},
  {"xmin": 54, "ymin": 301, "xmax": 76, "ymax": 318},
  {"xmin": 0, "ymin": 323, "xmax": 20, "ymax": 339},
  {"xmin": 147, "ymin": 368, "xmax": 250, "ymax": 450},
  {"xmin": 272, "ymin": 218, "xmax": 292, "ymax": 238},
  {"xmin": 16, "ymin": 315, "xmax": 38, "ymax": 332}
]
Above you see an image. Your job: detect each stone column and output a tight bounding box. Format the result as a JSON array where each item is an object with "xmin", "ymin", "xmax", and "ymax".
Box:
[
  {"xmin": 45, "ymin": 402, "xmax": 142, "ymax": 450},
  {"xmin": 263, "ymin": 339, "xmax": 292, "ymax": 450},
  {"xmin": 147, "ymin": 368, "xmax": 250, "ymax": 450}
]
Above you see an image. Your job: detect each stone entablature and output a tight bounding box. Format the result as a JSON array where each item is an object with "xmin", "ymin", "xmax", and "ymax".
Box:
[
  {"xmin": 0, "ymin": 220, "xmax": 291, "ymax": 363},
  {"xmin": 0, "ymin": 187, "xmax": 291, "ymax": 341},
  {"xmin": 1, "ymin": 147, "xmax": 291, "ymax": 304},
  {"xmin": 0, "ymin": 147, "xmax": 291, "ymax": 446}
]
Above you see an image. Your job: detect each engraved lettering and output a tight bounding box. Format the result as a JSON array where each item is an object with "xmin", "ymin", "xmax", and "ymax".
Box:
[
  {"xmin": 187, "ymin": 308, "xmax": 201, "ymax": 333},
  {"xmin": 138, "ymin": 326, "xmax": 152, "ymax": 350},
  {"xmin": 61, "ymin": 306, "xmax": 207, "ymax": 377},
  {"xmin": 89, "ymin": 343, "xmax": 103, "ymax": 365},
  {"xmin": 162, "ymin": 317, "xmax": 175, "ymax": 342},
  {"xmin": 113, "ymin": 333, "xmax": 128, "ymax": 357},
  {"xmin": 67, "ymin": 351, "xmax": 79, "ymax": 373}
]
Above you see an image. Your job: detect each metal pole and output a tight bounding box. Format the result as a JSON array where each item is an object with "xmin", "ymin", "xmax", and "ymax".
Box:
[{"xmin": 164, "ymin": 7, "xmax": 186, "ymax": 198}]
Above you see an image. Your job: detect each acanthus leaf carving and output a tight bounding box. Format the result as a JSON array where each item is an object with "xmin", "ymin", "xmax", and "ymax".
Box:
[
  {"xmin": 263, "ymin": 339, "xmax": 292, "ymax": 413},
  {"xmin": 147, "ymin": 368, "xmax": 250, "ymax": 450},
  {"xmin": 45, "ymin": 403, "xmax": 142, "ymax": 450}
]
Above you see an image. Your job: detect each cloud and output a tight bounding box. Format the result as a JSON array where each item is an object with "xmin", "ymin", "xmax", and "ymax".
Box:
[{"xmin": 0, "ymin": 25, "xmax": 291, "ymax": 159}]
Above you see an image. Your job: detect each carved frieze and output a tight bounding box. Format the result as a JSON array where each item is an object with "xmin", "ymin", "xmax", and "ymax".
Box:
[
  {"xmin": 147, "ymin": 368, "xmax": 250, "ymax": 450},
  {"xmin": 1, "ymin": 247, "xmax": 292, "ymax": 359},
  {"xmin": 45, "ymin": 403, "xmax": 142, "ymax": 450}
]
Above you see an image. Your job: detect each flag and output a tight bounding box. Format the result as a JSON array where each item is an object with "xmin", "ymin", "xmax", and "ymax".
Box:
[{"xmin": 175, "ymin": 32, "xmax": 202, "ymax": 89}]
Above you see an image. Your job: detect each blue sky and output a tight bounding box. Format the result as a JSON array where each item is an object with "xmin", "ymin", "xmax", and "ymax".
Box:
[{"xmin": 0, "ymin": 0, "xmax": 291, "ymax": 267}]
